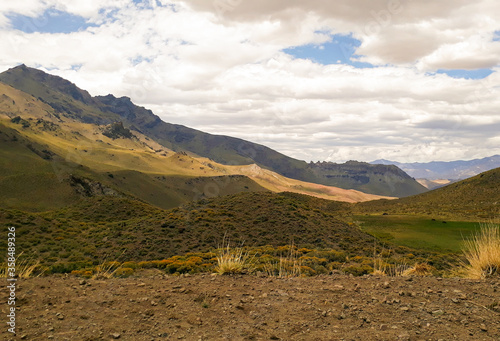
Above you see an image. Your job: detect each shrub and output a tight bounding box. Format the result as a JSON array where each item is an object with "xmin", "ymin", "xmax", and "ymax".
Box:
[
  {"xmin": 114, "ymin": 268, "xmax": 134, "ymax": 278},
  {"xmin": 121, "ymin": 261, "xmax": 138, "ymax": 269},
  {"xmin": 343, "ymin": 264, "xmax": 373, "ymax": 276}
]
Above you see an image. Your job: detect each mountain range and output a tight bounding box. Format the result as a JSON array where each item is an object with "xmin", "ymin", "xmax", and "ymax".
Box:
[
  {"xmin": 0, "ymin": 64, "xmax": 426, "ymax": 203},
  {"xmin": 372, "ymin": 155, "xmax": 500, "ymax": 181}
]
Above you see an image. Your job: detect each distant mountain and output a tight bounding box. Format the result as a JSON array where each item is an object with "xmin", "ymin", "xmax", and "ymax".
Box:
[
  {"xmin": 372, "ymin": 156, "xmax": 500, "ymax": 180},
  {"xmin": 356, "ymin": 167, "xmax": 500, "ymax": 220},
  {"xmin": 0, "ymin": 65, "xmax": 427, "ymax": 197},
  {"xmin": 415, "ymin": 179, "xmax": 453, "ymax": 190}
]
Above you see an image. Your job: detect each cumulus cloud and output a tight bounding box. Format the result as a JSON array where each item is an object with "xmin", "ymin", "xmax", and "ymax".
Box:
[{"xmin": 0, "ymin": 0, "xmax": 499, "ymax": 163}]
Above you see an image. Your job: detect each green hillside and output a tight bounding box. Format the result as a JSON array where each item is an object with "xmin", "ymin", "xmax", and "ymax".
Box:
[
  {"xmin": 0, "ymin": 65, "xmax": 427, "ymax": 198},
  {"xmin": 355, "ymin": 167, "xmax": 500, "ymax": 220}
]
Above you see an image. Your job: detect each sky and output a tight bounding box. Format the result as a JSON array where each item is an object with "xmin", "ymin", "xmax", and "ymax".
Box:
[{"xmin": 0, "ymin": 0, "xmax": 499, "ymax": 163}]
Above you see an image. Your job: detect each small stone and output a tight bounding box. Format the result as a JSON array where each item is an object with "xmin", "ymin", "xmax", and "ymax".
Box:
[
  {"xmin": 398, "ymin": 333, "xmax": 410, "ymax": 340},
  {"xmin": 382, "ymin": 281, "xmax": 390, "ymax": 289},
  {"xmin": 111, "ymin": 333, "xmax": 121, "ymax": 339},
  {"xmin": 400, "ymin": 307, "xmax": 410, "ymax": 312},
  {"xmin": 480, "ymin": 324, "xmax": 487, "ymax": 332},
  {"xmin": 432, "ymin": 309, "xmax": 444, "ymax": 316},
  {"xmin": 57, "ymin": 315, "xmax": 64, "ymax": 320},
  {"xmin": 380, "ymin": 324, "xmax": 389, "ymax": 331},
  {"xmin": 79, "ymin": 280, "xmax": 86, "ymax": 285}
]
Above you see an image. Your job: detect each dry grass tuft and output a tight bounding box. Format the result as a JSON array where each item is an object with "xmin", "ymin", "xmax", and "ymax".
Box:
[
  {"xmin": 402, "ymin": 263, "xmax": 435, "ymax": 277},
  {"xmin": 462, "ymin": 223, "xmax": 500, "ymax": 279},
  {"xmin": 0, "ymin": 256, "xmax": 43, "ymax": 279},
  {"xmin": 265, "ymin": 244, "xmax": 302, "ymax": 278},
  {"xmin": 214, "ymin": 238, "xmax": 250, "ymax": 275},
  {"xmin": 372, "ymin": 245, "xmax": 434, "ymax": 277},
  {"xmin": 92, "ymin": 260, "xmax": 122, "ymax": 279}
]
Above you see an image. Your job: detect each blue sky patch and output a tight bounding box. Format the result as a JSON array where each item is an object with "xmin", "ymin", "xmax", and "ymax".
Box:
[
  {"xmin": 436, "ymin": 68, "xmax": 494, "ymax": 80},
  {"xmin": 494, "ymin": 31, "xmax": 500, "ymax": 42},
  {"xmin": 8, "ymin": 9, "xmax": 96, "ymax": 34},
  {"xmin": 283, "ymin": 34, "xmax": 373, "ymax": 68}
]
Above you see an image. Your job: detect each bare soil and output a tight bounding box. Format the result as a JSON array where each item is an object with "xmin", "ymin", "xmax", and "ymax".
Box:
[{"xmin": 1, "ymin": 271, "xmax": 499, "ymax": 341}]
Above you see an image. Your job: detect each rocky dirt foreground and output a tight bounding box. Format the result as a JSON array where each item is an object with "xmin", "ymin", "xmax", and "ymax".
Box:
[{"xmin": 1, "ymin": 271, "xmax": 499, "ymax": 341}]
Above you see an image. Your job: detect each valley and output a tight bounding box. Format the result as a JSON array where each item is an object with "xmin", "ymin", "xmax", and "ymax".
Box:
[{"xmin": 0, "ymin": 65, "xmax": 498, "ymax": 340}]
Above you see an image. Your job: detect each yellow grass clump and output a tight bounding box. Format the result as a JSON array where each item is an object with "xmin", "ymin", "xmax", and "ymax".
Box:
[
  {"xmin": 0, "ymin": 254, "xmax": 43, "ymax": 279},
  {"xmin": 462, "ymin": 223, "xmax": 500, "ymax": 279},
  {"xmin": 214, "ymin": 242, "xmax": 250, "ymax": 275}
]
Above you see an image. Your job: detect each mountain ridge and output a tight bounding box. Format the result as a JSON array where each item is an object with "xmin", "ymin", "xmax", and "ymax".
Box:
[
  {"xmin": 0, "ymin": 64, "xmax": 427, "ymax": 197},
  {"xmin": 0, "ymin": 79, "xmax": 389, "ymax": 211}
]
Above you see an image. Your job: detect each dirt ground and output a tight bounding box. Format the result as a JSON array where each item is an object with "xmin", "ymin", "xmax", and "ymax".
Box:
[{"xmin": 1, "ymin": 271, "xmax": 499, "ymax": 341}]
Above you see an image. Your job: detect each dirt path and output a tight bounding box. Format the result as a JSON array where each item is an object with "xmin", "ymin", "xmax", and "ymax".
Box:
[{"xmin": 1, "ymin": 272, "xmax": 499, "ymax": 340}]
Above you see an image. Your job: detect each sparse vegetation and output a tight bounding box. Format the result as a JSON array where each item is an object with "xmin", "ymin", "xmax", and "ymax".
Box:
[{"xmin": 264, "ymin": 244, "xmax": 303, "ymax": 278}]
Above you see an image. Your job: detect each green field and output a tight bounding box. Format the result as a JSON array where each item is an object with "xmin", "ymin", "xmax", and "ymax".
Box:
[{"xmin": 354, "ymin": 214, "xmax": 481, "ymax": 253}]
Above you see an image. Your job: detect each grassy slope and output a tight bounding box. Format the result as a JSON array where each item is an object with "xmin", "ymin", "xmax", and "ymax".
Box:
[
  {"xmin": 0, "ymin": 121, "xmax": 269, "ymax": 211},
  {"xmin": 355, "ymin": 167, "xmax": 500, "ymax": 220},
  {"xmin": 0, "ymin": 65, "xmax": 427, "ymax": 198},
  {"xmin": 0, "ymin": 123, "xmax": 90, "ymax": 211}
]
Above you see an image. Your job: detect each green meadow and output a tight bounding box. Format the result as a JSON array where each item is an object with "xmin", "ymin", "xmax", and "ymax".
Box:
[{"xmin": 354, "ymin": 214, "xmax": 481, "ymax": 253}]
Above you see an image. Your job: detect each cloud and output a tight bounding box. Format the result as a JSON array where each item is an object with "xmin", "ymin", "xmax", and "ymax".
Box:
[
  {"xmin": 180, "ymin": 0, "xmax": 500, "ymax": 69},
  {"xmin": 0, "ymin": 0, "xmax": 499, "ymax": 164}
]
